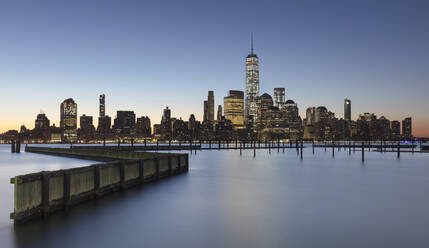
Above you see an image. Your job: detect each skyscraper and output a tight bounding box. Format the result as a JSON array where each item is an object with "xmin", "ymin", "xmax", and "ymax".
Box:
[
  {"xmin": 245, "ymin": 33, "xmax": 259, "ymax": 127},
  {"xmin": 273, "ymin": 88, "xmax": 285, "ymax": 108},
  {"xmin": 305, "ymin": 107, "xmax": 316, "ymax": 125},
  {"xmin": 391, "ymin": 120, "xmax": 400, "ymax": 139},
  {"xmin": 217, "ymin": 105, "xmax": 222, "ymax": 121},
  {"xmin": 99, "ymin": 94, "xmax": 105, "ymax": 117},
  {"xmin": 136, "ymin": 116, "xmax": 151, "ymax": 137},
  {"xmin": 60, "ymin": 98, "xmax": 78, "ymax": 142},
  {"xmin": 208, "ymin": 91, "xmax": 214, "ymax": 121},
  {"xmin": 79, "ymin": 114, "xmax": 95, "ymax": 140},
  {"xmin": 161, "ymin": 107, "xmax": 171, "ymax": 138},
  {"xmin": 203, "ymin": 91, "xmax": 214, "ymax": 122},
  {"xmin": 402, "ymin": 117, "xmax": 412, "ymax": 138},
  {"xmin": 97, "ymin": 94, "xmax": 111, "ymax": 136},
  {"xmin": 344, "ymin": 99, "xmax": 351, "ymax": 122},
  {"xmin": 224, "ymin": 90, "xmax": 244, "ymax": 129},
  {"xmin": 112, "ymin": 111, "xmax": 136, "ymax": 135},
  {"xmin": 35, "ymin": 113, "xmax": 50, "ymax": 129}
]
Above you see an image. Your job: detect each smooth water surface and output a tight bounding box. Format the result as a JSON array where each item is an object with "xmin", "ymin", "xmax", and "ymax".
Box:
[{"xmin": 1, "ymin": 144, "xmax": 429, "ymax": 248}]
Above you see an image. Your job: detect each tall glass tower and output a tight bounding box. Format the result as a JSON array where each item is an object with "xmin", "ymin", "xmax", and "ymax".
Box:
[
  {"xmin": 99, "ymin": 94, "xmax": 105, "ymax": 117},
  {"xmin": 245, "ymin": 33, "xmax": 259, "ymax": 127},
  {"xmin": 344, "ymin": 98, "xmax": 351, "ymax": 122}
]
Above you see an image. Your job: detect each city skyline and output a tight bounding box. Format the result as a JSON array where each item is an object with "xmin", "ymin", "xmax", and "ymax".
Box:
[{"xmin": 1, "ymin": 0, "xmax": 428, "ymax": 137}]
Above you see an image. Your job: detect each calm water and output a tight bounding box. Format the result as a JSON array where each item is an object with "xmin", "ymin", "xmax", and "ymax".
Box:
[{"xmin": 1, "ymin": 144, "xmax": 429, "ymax": 247}]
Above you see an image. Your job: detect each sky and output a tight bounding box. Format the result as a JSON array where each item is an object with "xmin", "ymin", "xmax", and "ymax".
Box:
[{"xmin": 0, "ymin": 0, "xmax": 428, "ymax": 137}]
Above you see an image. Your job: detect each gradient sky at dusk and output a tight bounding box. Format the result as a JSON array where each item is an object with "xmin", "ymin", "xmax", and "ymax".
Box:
[{"xmin": 1, "ymin": 0, "xmax": 428, "ymax": 136}]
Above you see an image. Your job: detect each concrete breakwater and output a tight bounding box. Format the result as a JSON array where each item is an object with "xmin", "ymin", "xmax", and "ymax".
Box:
[
  {"xmin": 24, "ymin": 146, "xmax": 170, "ymax": 161},
  {"xmin": 10, "ymin": 147, "xmax": 188, "ymax": 224}
]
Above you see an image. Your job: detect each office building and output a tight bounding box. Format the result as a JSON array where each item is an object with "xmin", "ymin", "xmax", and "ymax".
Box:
[
  {"xmin": 217, "ymin": 105, "xmax": 222, "ymax": 121},
  {"xmin": 224, "ymin": 90, "xmax": 245, "ymax": 129},
  {"xmin": 402, "ymin": 117, "xmax": 412, "ymax": 138},
  {"xmin": 136, "ymin": 116, "xmax": 151, "ymax": 137},
  {"xmin": 60, "ymin": 98, "xmax": 78, "ymax": 142},
  {"xmin": 391, "ymin": 120, "xmax": 400, "ymax": 139},
  {"xmin": 79, "ymin": 114, "xmax": 95, "ymax": 140},
  {"xmin": 35, "ymin": 113, "xmax": 50, "ymax": 129},
  {"xmin": 344, "ymin": 99, "xmax": 351, "ymax": 122},
  {"xmin": 99, "ymin": 94, "xmax": 105, "ymax": 117},
  {"xmin": 273, "ymin": 88, "xmax": 285, "ymax": 108},
  {"xmin": 245, "ymin": 33, "xmax": 260, "ymax": 127},
  {"xmin": 203, "ymin": 91, "xmax": 215, "ymax": 122},
  {"xmin": 113, "ymin": 111, "xmax": 136, "ymax": 135}
]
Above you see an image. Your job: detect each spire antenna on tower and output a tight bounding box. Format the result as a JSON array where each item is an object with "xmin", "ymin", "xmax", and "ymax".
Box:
[{"xmin": 251, "ymin": 32, "xmax": 254, "ymax": 54}]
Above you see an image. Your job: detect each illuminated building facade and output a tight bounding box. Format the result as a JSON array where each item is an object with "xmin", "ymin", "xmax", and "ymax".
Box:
[
  {"xmin": 35, "ymin": 113, "xmax": 50, "ymax": 129},
  {"xmin": 60, "ymin": 98, "xmax": 78, "ymax": 142},
  {"xmin": 305, "ymin": 107, "xmax": 316, "ymax": 125},
  {"xmin": 376, "ymin": 116, "xmax": 391, "ymax": 140},
  {"xmin": 136, "ymin": 116, "xmax": 151, "ymax": 137},
  {"xmin": 97, "ymin": 116, "xmax": 111, "ymax": 136},
  {"xmin": 224, "ymin": 90, "xmax": 244, "ymax": 129},
  {"xmin": 161, "ymin": 107, "xmax": 171, "ymax": 138},
  {"xmin": 79, "ymin": 114, "xmax": 95, "ymax": 140},
  {"xmin": 99, "ymin": 94, "xmax": 105, "ymax": 117},
  {"xmin": 391, "ymin": 120, "xmax": 400, "ymax": 139},
  {"xmin": 245, "ymin": 33, "xmax": 259, "ymax": 127},
  {"xmin": 273, "ymin": 88, "xmax": 285, "ymax": 109},
  {"xmin": 113, "ymin": 111, "xmax": 136, "ymax": 135},
  {"xmin": 402, "ymin": 117, "xmax": 412, "ymax": 138}
]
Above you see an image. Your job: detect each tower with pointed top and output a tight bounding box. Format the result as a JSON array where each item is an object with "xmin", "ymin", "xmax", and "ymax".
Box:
[{"xmin": 245, "ymin": 33, "xmax": 260, "ymax": 128}]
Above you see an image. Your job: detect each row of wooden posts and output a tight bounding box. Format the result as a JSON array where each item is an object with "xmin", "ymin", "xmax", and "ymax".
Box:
[
  {"xmin": 10, "ymin": 140, "xmax": 21, "ymax": 153},
  {"xmin": 187, "ymin": 140, "xmax": 409, "ymax": 162},
  {"xmin": 18, "ymin": 138, "xmax": 410, "ymax": 162}
]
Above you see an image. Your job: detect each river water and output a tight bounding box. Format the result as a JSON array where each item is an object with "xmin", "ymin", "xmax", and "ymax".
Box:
[{"xmin": 1, "ymin": 144, "xmax": 429, "ymax": 248}]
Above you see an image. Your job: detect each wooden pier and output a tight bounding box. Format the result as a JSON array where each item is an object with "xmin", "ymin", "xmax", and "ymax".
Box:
[{"xmin": 10, "ymin": 147, "xmax": 188, "ymax": 224}]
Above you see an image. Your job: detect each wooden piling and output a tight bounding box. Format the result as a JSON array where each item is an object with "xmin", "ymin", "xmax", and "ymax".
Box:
[
  {"xmin": 312, "ymin": 139, "xmax": 315, "ymax": 154},
  {"xmin": 397, "ymin": 142, "xmax": 400, "ymax": 158},
  {"xmin": 332, "ymin": 141, "xmax": 335, "ymax": 157},
  {"xmin": 362, "ymin": 142, "xmax": 365, "ymax": 162},
  {"xmin": 300, "ymin": 139, "xmax": 303, "ymax": 160},
  {"xmin": 16, "ymin": 140, "xmax": 21, "ymax": 153}
]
